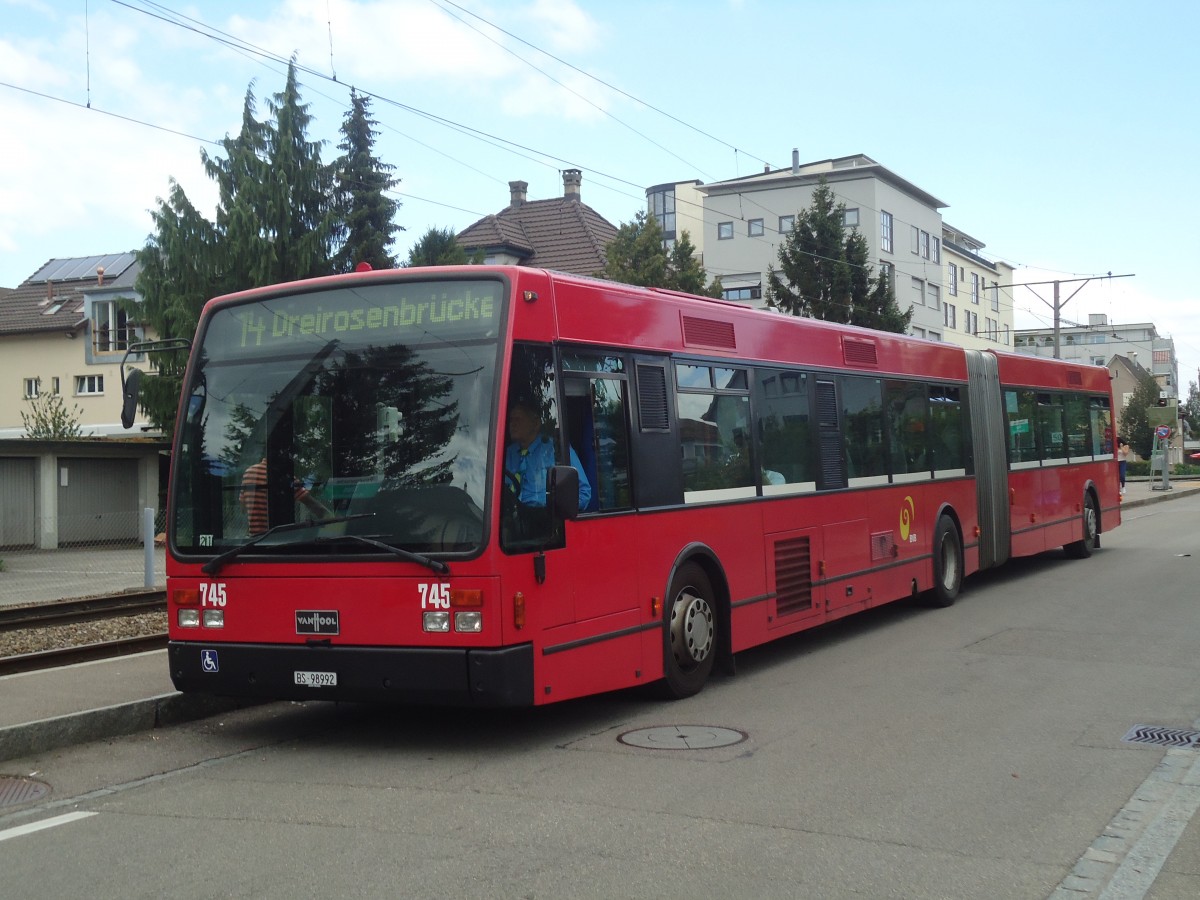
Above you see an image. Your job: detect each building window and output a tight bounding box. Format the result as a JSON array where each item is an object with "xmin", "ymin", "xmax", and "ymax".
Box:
[
  {"xmin": 985, "ymin": 317, "xmax": 996, "ymax": 340},
  {"xmin": 23, "ymin": 377, "xmax": 40, "ymax": 399},
  {"xmin": 1003, "ymin": 326, "xmax": 1010, "ymax": 345},
  {"xmin": 964, "ymin": 310, "xmax": 978, "ymax": 336},
  {"xmin": 843, "ymin": 208, "xmax": 859, "ymax": 228},
  {"xmin": 881, "ymin": 211, "xmax": 893, "ymax": 252},
  {"xmin": 75, "ymin": 374, "xmax": 105, "ymax": 396},
  {"xmin": 747, "ymin": 218, "xmax": 764, "ymax": 237},
  {"xmin": 718, "ymin": 221, "xmax": 734, "ymax": 240},
  {"xmin": 1091, "ymin": 356, "xmax": 1106, "ymax": 366},
  {"xmin": 92, "ymin": 299, "xmax": 131, "ymax": 353},
  {"xmin": 944, "ymin": 303, "xmax": 957, "ymax": 329},
  {"xmin": 911, "ymin": 327, "xmax": 926, "ymax": 339},
  {"xmin": 928, "ymin": 330, "xmax": 942, "ymax": 342},
  {"xmin": 779, "ymin": 214, "xmax": 795, "ymax": 234},
  {"xmin": 722, "ymin": 285, "xmax": 762, "ymax": 302},
  {"xmin": 931, "ymin": 237, "xmax": 940, "ymax": 264},
  {"xmin": 912, "ymin": 277, "xmax": 925, "ymax": 306},
  {"xmin": 948, "ymin": 263, "xmax": 958, "ymax": 295},
  {"xmin": 971, "ymin": 273, "xmax": 980, "ymax": 305},
  {"xmin": 926, "ymin": 283, "xmax": 940, "ymax": 311},
  {"xmin": 648, "ymin": 186, "xmax": 676, "ymax": 240},
  {"xmin": 52, "ymin": 377, "xmax": 61, "ymax": 394},
  {"xmin": 919, "ymin": 230, "xmax": 930, "ymax": 260},
  {"xmin": 911, "ymin": 225, "xmax": 920, "ymax": 254}
]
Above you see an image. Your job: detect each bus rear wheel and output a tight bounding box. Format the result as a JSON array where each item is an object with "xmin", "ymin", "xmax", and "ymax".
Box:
[
  {"xmin": 929, "ymin": 516, "xmax": 963, "ymax": 608},
  {"xmin": 658, "ymin": 562, "xmax": 717, "ymax": 699},
  {"xmin": 1065, "ymin": 494, "xmax": 1098, "ymax": 559}
]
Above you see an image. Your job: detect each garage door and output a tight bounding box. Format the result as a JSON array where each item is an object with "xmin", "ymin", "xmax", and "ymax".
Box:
[
  {"xmin": 0, "ymin": 457, "xmax": 36, "ymax": 548},
  {"xmin": 57, "ymin": 457, "xmax": 139, "ymax": 544}
]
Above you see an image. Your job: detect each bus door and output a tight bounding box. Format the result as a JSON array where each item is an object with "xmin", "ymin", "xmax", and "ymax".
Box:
[{"xmin": 560, "ymin": 351, "xmax": 639, "ymax": 625}]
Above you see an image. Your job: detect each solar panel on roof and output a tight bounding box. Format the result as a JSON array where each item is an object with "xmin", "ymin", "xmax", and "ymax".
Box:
[{"xmin": 27, "ymin": 252, "xmax": 136, "ymax": 284}]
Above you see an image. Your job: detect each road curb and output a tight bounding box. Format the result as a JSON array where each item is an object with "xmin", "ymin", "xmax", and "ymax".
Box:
[{"xmin": 0, "ymin": 693, "xmax": 253, "ymax": 763}]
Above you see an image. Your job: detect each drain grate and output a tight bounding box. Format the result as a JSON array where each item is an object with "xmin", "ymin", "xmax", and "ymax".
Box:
[
  {"xmin": 0, "ymin": 775, "xmax": 51, "ymax": 809},
  {"xmin": 1122, "ymin": 725, "xmax": 1200, "ymax": 749}
]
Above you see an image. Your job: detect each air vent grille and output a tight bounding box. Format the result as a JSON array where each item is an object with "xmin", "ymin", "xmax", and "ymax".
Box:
[
  {"xmin": 636, "ymin": 365, "xmax": 670, "ymax": 431},
  {"xmin": 870, "ymin": 531, "xmax": 895, "ymax": 561},
  {"xmin": 682, "ymin": 315, "xmax": 736, "ymax": 350},
  {"xmin": 843, "ymin": 337, "xmax": 879, "ymax": 367},
  {"xmin": 774, "ymin": 536, "xmax": 813, "ymax": 616}
]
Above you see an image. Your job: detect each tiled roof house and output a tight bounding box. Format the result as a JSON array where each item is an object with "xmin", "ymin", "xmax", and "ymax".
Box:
[
  {"xmin": 457, "ymin": 169, "xmax": 619, "ymax": 275},
  {"xmin": 0, "ymin": 252, "xmax": 153, "ymax": 437}
]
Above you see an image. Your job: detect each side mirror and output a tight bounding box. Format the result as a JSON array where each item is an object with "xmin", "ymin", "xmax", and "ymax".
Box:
[
  {"xmin": 121, "ymin": 368, "xmax": 144, "ymax": 429},
  {"xmin": 548, "ymin": 465, "xmax": 580, "ymax": 521}
]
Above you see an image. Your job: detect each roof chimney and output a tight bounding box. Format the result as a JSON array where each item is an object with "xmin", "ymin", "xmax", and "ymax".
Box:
[
  {"xmin": 563, "ymin": 168, "xmax": 582, "ymax": 202},
  {"xmin": 96, "ymin": 265, "xmax": 105, "ymax": 287},
  {"xmin": 509, "ymin": 180, "xmax": 528, "ymax": 208},
  {"xmin": 791, "ymin": 148, "xmax": 800, "ymax": 175}
]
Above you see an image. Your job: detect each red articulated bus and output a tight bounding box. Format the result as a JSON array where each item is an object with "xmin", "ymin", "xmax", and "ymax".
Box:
[{"xmin": 132, "ymin": 265, "xmax": 1120, "ymax": 706}]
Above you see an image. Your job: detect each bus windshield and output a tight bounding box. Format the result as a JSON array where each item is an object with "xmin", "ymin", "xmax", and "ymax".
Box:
[{"xmin": 171, "ymin": 279, "xmax": 505, "ymax": 558}]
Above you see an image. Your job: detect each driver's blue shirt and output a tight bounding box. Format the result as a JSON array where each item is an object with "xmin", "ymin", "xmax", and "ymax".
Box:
[{"xmin": 505, "ymin": 437, "xmax": 592, "ymax": 508}]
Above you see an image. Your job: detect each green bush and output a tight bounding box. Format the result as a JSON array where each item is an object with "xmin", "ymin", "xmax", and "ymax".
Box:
[{"xmin": 1127, "ymin": 460, "xmax": 1200, "ymax": 477}]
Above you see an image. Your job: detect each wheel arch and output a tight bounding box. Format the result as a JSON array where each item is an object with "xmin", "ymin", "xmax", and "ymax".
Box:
[{"xmin": 933, "ymin": 502, "xmax": 964, "ymax": 548}]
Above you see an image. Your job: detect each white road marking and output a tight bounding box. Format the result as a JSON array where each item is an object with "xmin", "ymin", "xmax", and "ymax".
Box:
[{"xmin": 0, "ymin": 811, "xmax": 96, "ymax": 843}]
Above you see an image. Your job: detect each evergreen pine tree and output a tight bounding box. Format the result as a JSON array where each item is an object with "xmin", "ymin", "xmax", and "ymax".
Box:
[
  {"xmin": 135, "ymin": 61, "xmax": 337, "ymax": 439},
  {"xmin": 332, "ymin": 90, "xmax": 401, "ymax": 272},
  {"xmin": 766, "ymin": 179, "xmax": 910, "ymax": 333}
]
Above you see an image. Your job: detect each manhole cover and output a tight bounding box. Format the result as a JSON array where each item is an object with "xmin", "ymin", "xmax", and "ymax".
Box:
[
  {"xmin": 618, "ymin": 725, "xmax": 746, "ymax": 750},
  {"xmin": 1122, "ymin": 725, "xmax": 1200, "ymax": 749},
  {"xmin": 0, "ymin": 776, "xmax": 51, "ymax": 809}
]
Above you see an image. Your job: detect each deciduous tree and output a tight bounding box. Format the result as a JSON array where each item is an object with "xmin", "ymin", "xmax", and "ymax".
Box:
[
  {"xmin": 601, "ymin": 211, "xmax": 721, "ymax": 297},
  {"xmin": 405, "ymin": 227, "xmax": 478, "ymax": 266}
]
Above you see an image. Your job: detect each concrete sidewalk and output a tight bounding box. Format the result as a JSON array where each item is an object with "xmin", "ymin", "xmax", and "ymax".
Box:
[{"xmin": 1, "ymin": 476, "xmax": 1197, "ymax": 764}]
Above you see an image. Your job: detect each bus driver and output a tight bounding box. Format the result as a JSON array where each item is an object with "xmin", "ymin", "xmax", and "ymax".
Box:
[{"xmin": 504, "ymin": 399, "xmax": 592, "ymax": 511}]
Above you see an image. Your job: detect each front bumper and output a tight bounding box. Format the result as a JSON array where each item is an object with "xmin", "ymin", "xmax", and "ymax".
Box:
[{"xmin": 167, "ymin": 641, "xmax": 534, "ymax": 707}]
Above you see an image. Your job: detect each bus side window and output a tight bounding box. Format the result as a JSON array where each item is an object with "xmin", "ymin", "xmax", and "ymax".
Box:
[{"xmin": 564, "ymin": 376, "xmax": 631, "ymax": 512}]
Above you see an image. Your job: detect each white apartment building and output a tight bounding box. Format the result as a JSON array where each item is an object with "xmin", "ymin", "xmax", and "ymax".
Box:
[
  {"xmin": 1015, "ymin": 313, "xmax": 1179, "ymax": 399},
  {"xmin": 647, "ymin": 153, "xmax": 1015, "ymax": 351}
]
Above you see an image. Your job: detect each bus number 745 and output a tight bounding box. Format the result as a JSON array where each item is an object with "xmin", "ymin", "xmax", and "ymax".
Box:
[{"xmin": 419, "ymin": 583, "xmax": 450, "ymax": 610}]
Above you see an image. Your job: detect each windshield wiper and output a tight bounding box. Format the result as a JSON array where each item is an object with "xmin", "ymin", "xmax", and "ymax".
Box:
[
  {"xmin": 200, "ymin": 514, "xmax": 375, "ymax": 575},
  {"xmin": 306, "ymin": 533, "xmax": 451, "ymax": 575}
]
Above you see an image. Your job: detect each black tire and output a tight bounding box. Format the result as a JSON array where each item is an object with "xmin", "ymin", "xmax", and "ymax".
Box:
[
  {"xmin": 658, "ymin": 562, "xmax": 718, "ymax": 699},
  {"xmin": 1064, "ymin": 494, "xmax": 1098, "ymax": 559},
  {"xmin": 929, "ymin": 515, "xmax": 963, "ymax": 608}
]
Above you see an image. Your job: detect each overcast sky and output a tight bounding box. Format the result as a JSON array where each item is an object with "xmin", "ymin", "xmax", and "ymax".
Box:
[{"xmin": 3, "ymin": 0, "xmax": 1198, "ymax": 388}]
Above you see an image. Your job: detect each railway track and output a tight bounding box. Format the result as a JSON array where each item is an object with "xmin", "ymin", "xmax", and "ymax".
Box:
[
  {"xmin": 0, "ymin": 592, "xmax": 168, "ymax": 676},
  {"xmin": 0, "ymin": 591, "xmax": 165, "ymax": 632}
]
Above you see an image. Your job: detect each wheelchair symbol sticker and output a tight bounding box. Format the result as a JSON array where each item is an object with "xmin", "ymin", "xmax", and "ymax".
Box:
[{"xmin": 201, "ymin": 649, "xmax": 219, "ymax": 673}]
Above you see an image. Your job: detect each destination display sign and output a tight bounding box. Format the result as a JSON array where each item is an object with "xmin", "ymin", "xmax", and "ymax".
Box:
[{"xmin": 203, "ymin": 279, "xmax": 505, "ymax": 357}]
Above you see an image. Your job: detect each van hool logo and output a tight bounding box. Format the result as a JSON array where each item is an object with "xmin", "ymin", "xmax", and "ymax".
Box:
[{"xmin": 296, "ymin": 610, "xmax": 339, "ymax": 635}]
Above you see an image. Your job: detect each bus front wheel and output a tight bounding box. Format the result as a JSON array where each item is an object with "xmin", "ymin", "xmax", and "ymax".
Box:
[
  {"xmin": 929, "ymin": 516, "xmax": 963, "ymax": 608},
  {"xmin": 658, "ymin": 562, "xmax": 717, "ymax": 699}
]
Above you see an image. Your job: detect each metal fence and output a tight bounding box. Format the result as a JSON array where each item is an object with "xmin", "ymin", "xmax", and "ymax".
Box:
[{"xmin": 0, "ymin": 508, "xmax": 166, "ymax": 607}]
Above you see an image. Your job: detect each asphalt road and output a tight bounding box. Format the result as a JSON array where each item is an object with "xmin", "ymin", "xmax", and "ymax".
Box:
[{"xmin": 1, "ymin": 495, "xmax": 1199, "ymax": 898}]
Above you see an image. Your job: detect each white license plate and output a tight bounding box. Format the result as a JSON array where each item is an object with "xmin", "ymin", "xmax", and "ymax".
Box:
[{"xmin": 294, "ymin": 670, "xmax": 337, "ymax": 688}]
